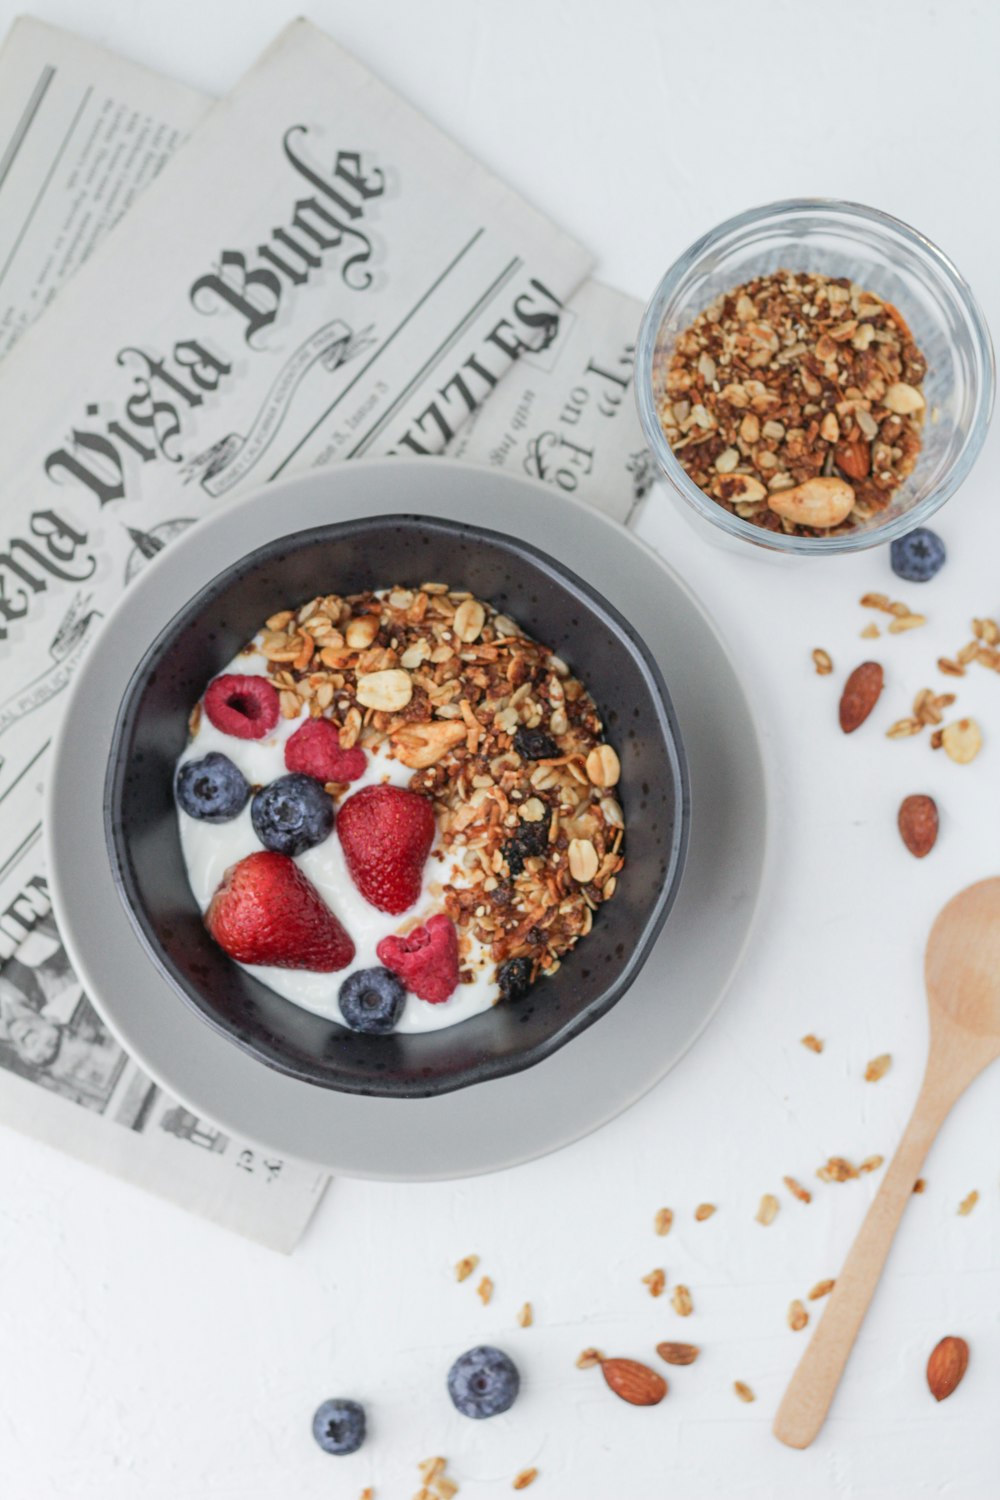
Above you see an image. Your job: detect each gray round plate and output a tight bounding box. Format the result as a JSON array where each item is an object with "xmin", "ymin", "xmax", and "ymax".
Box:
[{"xmin": 47, "ymin": 460, "xmax": 770, "ymax": 1179}]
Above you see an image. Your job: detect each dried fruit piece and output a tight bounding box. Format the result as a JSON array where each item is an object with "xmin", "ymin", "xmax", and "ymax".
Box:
[
  {"xmin": 783, "ymin": 1175, "xmax": 812, "ymax": 1204},
  {"xmin": 600, "ymin": 1358, "xmax": 667, "ymax": 1406},
  {"xmin": 787, "ymin": 1300, "xmax": 809, "ymax": 1332},
  {"xmin": 671, "ymin": 1284, "xmax": 693, "ymax": 1317},
  {"xmin": 642, "ymin": 1268, "xmax": 666, "ymax": 1297},
  {"xmin": 733, "ymin": 1381, "xmax": 756, "ymax": 1403},
  {"xmin": 656, "ymin": 1341, "xmax": 700, "ymax": 1366},
  {"xmin": 926, "ymin": 1336, "xmax": 969, "ymax": 1401},
  {"xmin": 653, "ymin": 1207, "xmax": 674, "ymax": 1237},
  {"xmin": 455, "ymin": 1254, "xmax": 479, "ymax": 1282},
  {"xmin": 865, "ymin": 1053, "xmax": 893, "ymax": 1082},
  {"xmin": 801, "ymin": 1034, "xmax": 824, "ymax": 1054},
  {"xmin": 942, "ymin": 718, "xmax": 982, "ymax": 765},
  {"xmin": 755, "ymin": 1193, "xmax": 779, "ymax": 1225},
  {"xmin": 694, "ymin": 1203, "xmax": 716, "ymax": 1221},
  {"xmin": 812, "ymin": 648, "xmax": 833, "ymax": 676},
  {"xmin": 808, "ymin": 1279, "xmax": 835, "ymax": 1300},
  {"xmin": 839, "ymin": 661, "xmax": 884, "ymax": 733},
  {"xmin": 958, "ymin": 1190, "xmax": 979, "ymax": 1216}
]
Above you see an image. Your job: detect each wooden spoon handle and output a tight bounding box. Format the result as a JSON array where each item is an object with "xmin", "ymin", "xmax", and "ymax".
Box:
[{"xmin": 773, "ymin": 1078, "xmax": 954, "ymax": 1449}]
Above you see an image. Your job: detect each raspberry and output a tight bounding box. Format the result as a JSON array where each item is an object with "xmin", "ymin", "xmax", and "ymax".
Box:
[
  {"xmin": 377, "ymin": 914, "xmax": 459, "ymax": 1004},
  {"xmin": 203, "ymin": 674, "xmax": 279, "ymax": 740},
  {"xmin": 284, "ymin": 718, "xmax": 366, "ymax": 782}
]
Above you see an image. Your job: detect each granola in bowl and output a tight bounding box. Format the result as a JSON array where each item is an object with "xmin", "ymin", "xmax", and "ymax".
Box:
[{"xmin": 175, "ymin": 585, "xmax": 624, "ymax": 1036}]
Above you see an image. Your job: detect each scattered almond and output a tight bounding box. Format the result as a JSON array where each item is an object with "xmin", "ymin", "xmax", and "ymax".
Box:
[
  {"xmin": 801, "ymin": 1034, "xmax": 824, "ymax": 1054},
  {"xmin": 787, "ymin": 1300, "xmax": 809, "ymax": 1332},
  {"xmin": 671, "ymin": 1284, "xmax": 693, "ymax": 1317},
  {"xmin": 654, "ymin": 1207, "xmax": 674, "ymax": 1237},
  {"xmin": 865, "ymin": 1053, "xmax": 893, "ymax": 1083},
  {"xmin": 755, "ymin": 1193, "xmax": 779, "ymax": 1226},
  {"xmin": 517, "ymin": 1302, "xmax": 533, "ymax": 1328},
  {"xmin": 733, "ymin": 1381, "xmax": 756, "ymax": 1404},
  {"xmin": 926, "ymin": 1335, "xmax": 969, "ymax": 1402},
  {"xmin": 512, "ymin": 1469, "xmax": 538, "ymax": 1490},
  {"xmin": 958, "ymin": 1190, "xmax": 979, "ymax": 1216},
  {"xmin": 455, "ymin": 1254, "xmax": 479, "ymax": 1282},
  {"xmin": 942, "ymin": 718, "xmax": 982, "ymax": 765},
  {"xmin": 783, "ymin": 1175, "xmax": 812, "ymax": 1204},
  {"xmin": 656, "ymin": 1341, "xmax": 700, "ymax": 1366},
  {"xmin": 694, "ymin": 1203, "xmax": 716, "ymax": 1222},
  {"xmin": 808, "ymin": 1279, "xmax": 835, "ymax": 1300},
  {"xmin": 477, "ymin": 1275, "xmax": 493, "ymax": 1305},
  {"xmin": 642, "ymin": 1268, "xmax": 666, "ymax": 1298},
  {"xmin": 839, "ymin": 661, "xmax": 884, "ymax": 733},
  {"xmin": 898, "ymin": 793, "xmax": 938, "ymax": 858},
  {"xmin": 812, "ymin": 648, "xmax": 833, "ymax": 676},
  {"xmin": 600, "ymin": 1357, "xmax": 667, "ymax": 1406}
]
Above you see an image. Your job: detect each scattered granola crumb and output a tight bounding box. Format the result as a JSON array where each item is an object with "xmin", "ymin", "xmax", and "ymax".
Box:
[
  {"xmin": 801, "ymin": 1034, "xmax": 824, "ymax": 1054},
  {"xmin": 942, "ymin": 718, "xmax": 983, "ymax": 764},
  {"xmin": 576, "ymin": 1348, "xmax": 604, "ymax": 1370},
  {"xmin": 517, "ymin": 1302, "xmax": 533, "ymax": 1328},
  {"xmin": 817, "ymin": 1156, "xmax": 859, "ymax": 1183},
  {"xmin": 455, "ymin": 1255, "xmax": 479, "ymax": 1282},
  {"xmin": 859, "ymin": 1154, "xmax": 884, "ymax": 1174},
  {"xmin": 808, "ymin": 1279, "xmax": 835, "ymax": 1300},
  {"xmin": 654, "ymin": 1207, "xmax": 674, "ymax": 1236},
  {"xmin": 812, "ymin": 648, "xmax": 833, "ymax": 676},
  {"xmin": 513, "ymin": 1469, "xmax": 538, "ymax": 1490},
  {"xmin": 938, "ymin": 657, "xmax": 965, "ymax": 678},
  {"xmin": 958, "ymin": 1190, "xmax": 979, "ymax": 1216},
  {"xmin": 929, "ymin": 728, "xmax": 944, "ymax": 750},
  {"xmin": 476, "ymin": 1276, "xmax": 494, "ymax": 1306},
  {"xmin": 887, "ymin": 717, "xmax": 922, "ymax": 740},
  {"xmin": 672, "ymin": 1284, "xmax": 693, "ymax": 1317},
  {"xmin": 861, "ymin": 623, "xmax": 881, "ymax": 640},
  {"xmin": 642, "ymin": 1268, "xmax": 666, "ymax": 1298},
  {"xmin": 419, "ymin": 1458, "xmax": 447, "ymax": 1485},
  {"xmin": 783, "ymin": 1175, "xmax": 812, "ymax": 1204},
  {"xmin": 694, "ymin": 1203, "xmax": 717, "ymax": 1221},
  {"xmin": 888, "ymin": 613, "xmax": 926, "ymax": 634},
  {"xmin": 360, "ymin": 1489, "xmax": 374, "ymax": 1500},
  {"xmin": 913, "ymin": 1178, "xmax": 927, "ymax": 1194},
  {"xmin": 734, "ymin": 1380, "xmax": 756, "ymax": 1404},
  {"xmin": 865, "ymin": 1053, "xmax": 892, "ymax": 1083},
  {"xmin": 755, "ymin": 1193, "xmax": 779, "ymax": 1225},
  {"xmin": 787, "ymin": 1299, "xmax": 809, "ymax": 1332}
]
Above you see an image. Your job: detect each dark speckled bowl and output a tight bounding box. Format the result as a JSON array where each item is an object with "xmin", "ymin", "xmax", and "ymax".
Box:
[{"xmin": 104, "ymin": 514, "xmax": 688, "ymax": 1098}]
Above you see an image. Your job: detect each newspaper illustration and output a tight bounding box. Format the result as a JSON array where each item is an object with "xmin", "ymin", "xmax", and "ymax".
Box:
[{"xmin": 0, "ymin": 16, "xmax": 650, "ymax": 1244}]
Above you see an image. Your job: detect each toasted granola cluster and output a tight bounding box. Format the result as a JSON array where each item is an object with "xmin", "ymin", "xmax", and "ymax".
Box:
[
  {"xmin": 656, "ymin": 270, "xmax": 928, "ymax": 537},
  {"xmin": 244, "ymin": 584, "xmax": 624, "ymax": 992}
]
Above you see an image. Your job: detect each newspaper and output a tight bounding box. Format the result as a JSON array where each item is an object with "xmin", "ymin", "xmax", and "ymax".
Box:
[{"xmin": 0, "ymin": 16, "xmax": 649, "ymax": 1245}]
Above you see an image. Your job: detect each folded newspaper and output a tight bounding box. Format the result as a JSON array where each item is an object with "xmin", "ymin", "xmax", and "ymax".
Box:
[{"xmin": 0, "ymin": 16, "xmax": 650, "ymax": 1249}]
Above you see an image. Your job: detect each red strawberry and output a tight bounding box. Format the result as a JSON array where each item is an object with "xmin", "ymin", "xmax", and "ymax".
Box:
[
  {"xmin": 204, "ymin": 674, "xmax": 279, "ymax": 740},
  {"xmin": 377, "ymin": 914, "xmax": 459, "ymax": 1003},
  {"xmin": 337, "ymin": 785, "xmax": 435, "ymax": 914},
  {"xmin": 284, "ymin": 718, "xmax": 366, "ymax": 782},
  {"xmin": 205, "ymin": 851, "xmax": 354, "ymax": 971}
]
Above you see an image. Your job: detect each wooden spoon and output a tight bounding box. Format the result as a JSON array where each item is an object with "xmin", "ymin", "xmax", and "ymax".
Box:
[{"xmin": 773, "ymin": 876, "xmax": 1000, "ymax": 1449}]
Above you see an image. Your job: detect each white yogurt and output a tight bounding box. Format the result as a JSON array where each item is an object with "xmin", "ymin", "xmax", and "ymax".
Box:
[{"xmin": 176, "ymin": 643, "xmax": 499, "ymax": 1033}]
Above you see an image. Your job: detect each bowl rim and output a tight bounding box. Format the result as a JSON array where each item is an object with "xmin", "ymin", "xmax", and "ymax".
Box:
[
  {"xmin": 634, "ymin": 195, "xmax": 996, "ymax": 555},
  {"xmin": 103, "ymin": 509, "xmax": 690, "ymax": 1097}
]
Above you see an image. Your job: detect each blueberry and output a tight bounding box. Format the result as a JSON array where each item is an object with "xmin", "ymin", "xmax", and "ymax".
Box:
[
  {"xmin": 175, "ymin": 753, "xmax": 250, "ymax": 822},
  {"xmin": 447, "ymin": 1346, "xmax": 520, "ymax": 1419},
  {"xmin": 890, "ymin": 527, "xmax": 946, "ymax": 583},
  {"xmin": 513, "ymin": 726, "xmax": 559, "ymax": 760},
  {"xmin": 339, "ymin": 967, "xmax": 406, "ymax": 1034},
  {"xmin": 251, "ymin": 773, "xmax": 333, "ymax": 855},
  {"xmin": 498, "ymin": 956, "xmax": 533, "ymax": 1003},
  {"xmin": 311, "ymin": 1398, "xmax": 365, "ymax": 1455}
]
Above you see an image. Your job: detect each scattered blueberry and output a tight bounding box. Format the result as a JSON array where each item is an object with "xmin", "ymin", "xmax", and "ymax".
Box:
[
  {"xmin": 498, "ymin": 956, "xmax": 533, "ymax": 1003},
  {"xmin": 890, "ymin": 527, "xmax": 946, "ymax": 583},
  {"xmin": 447, "ymin": 1346, "xmax": 520, "ymax": 1419},
  {"xmin": 513, "ymin": 726, "xmax": 559, "ymax": 760},
  {"xmin": 311, "ymin": 1398, "xmax": 366, "ymax": 1455},
  {"xmin": 339, "ymin": 967, "xmax": 406, "ymax": 1034},
  {"xmin": 175, "ymin": 753, "xmax": 250, "ymax": 822},
  {"xmin": 251, "ymin": 773, "xmax": 333, "ymax": 855},
  {"xmin": 502, "ymin": 811, "xmax": 551, "ymax": 877}
]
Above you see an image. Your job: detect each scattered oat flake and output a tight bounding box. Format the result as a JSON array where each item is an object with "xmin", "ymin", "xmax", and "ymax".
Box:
[
  {"xmin": 808, "ymin": 1279, "xmax": 835, "ymax": 1300},
  {"xmin": 734, "ymin": 1381, "xmax": 756, "ymax": 1404},
  {"xmin": 437, "ymin": 1484, "xmax": 458, "ymax": 1500},
  {"xmin": 913, "ymin": 1178, "xmax": 927, "ymax": 1194},
  {"xmin": 419, "ymin": 1458, "xmax": 447, "ymax": 1485},
  {"xmin": 783, "ymin": 1175, "xmax": 812, "ymax": 1204},
  {"xmin": 513, "ymin": 1469, "xmax": 538, "ymax": 1491},
  {"xmin": 887, "ymin": 717, "xmax": 923, "ymax": 739},
  {"xmin": 643, "ymin": 1268, "xmax": 666, "ymax": 1297},
  {"xmin": 455, "ymin": 1254, "xmax": 479, "ymax": 1282},
  {"xmin": 860, "ymin": 592, "xmax": 893, "ymax": 612},
  {"xmin": 787, "ymin": 1299, "xmax": 809, "ymax": 1332},
  {"xmin": 694, "ymin": 1203, "xmax": 717, "ymax": 1221},
  {"xmin": 517, "ymin": 1302, "xmax": 533, "ymax": 1328},
  {"xmin": 476, "ymin": 1275, "xmax": 493, "ymax": 1305},
  {"xmin": 865, "ymin": 1053, "xmax": 892, "ymax": 1083},
  {"xmin": 755, "ymin": 1193, "xmax": 779, "ymax": 1225},
  {"xmin": 576, "ymin": 1347, "xmax": 604, "ymax": 1370},
  {"xmin": 860, "ymin": 623, "xmax": 881, "ymax": 639},
  {"xmin": 859, "ymin": 1155, "xmax": 884, "ymax": 1174},
  {"xmin": 938, "ymin": 657, "xmax": 965, "ymax": 677},
  {"xmin": 672, "ymin": 1284, "xmax": 693, "ymax": 1317},
  {"xmin": 958, "ymin": 1190, "xmax": 979, "ymax": 1216},
  {"xmin": 812, "ymin": 648, "xmax": 833, "ymax": 675},
  {"xmin": 801, "ymin": 1034, "xmax": 824, "ymax": 1054},
  {"xmin": 654, "ymin": 1207, "xmax": 674, "ymax": 1236},
  {"xmin": 888, "ymin": 613, "xmax": 926, "ymax": 634}
]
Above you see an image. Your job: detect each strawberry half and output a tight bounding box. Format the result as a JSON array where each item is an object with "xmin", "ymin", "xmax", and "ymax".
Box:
[
  {"xmin": 205, "ymin": 851, "xmax": 354, "ymax": 971},
  {"xmin": 337, "ymin": 785, "xmax": 435, "ymax": 914},
  {"xmin": 284, "ymin": 718, "xmax": 366, "ymax": 783},
  {"xmin": 204, "ymin": 673, "xmax": 279, "ymax": 740},
  {"xmin": 377, "ymin": 914, "xmax": 459, "ymax": 1003}
]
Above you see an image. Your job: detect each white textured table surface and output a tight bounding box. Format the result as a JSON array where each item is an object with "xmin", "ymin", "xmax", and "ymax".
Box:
[{"xmin": 2, "ymin": 2, "xmax": 998, "ymax": 1497}]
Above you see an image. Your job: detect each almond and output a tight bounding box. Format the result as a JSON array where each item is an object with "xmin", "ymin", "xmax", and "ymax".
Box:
[
  {"xmin": 600, "ymin": 1357, "xmax": 667, "ymax": 1406},
  {"xmin": 767, "ymin": 476, "xmax": 856, "ymax": 529},
  {"xmin": 839, "ymin": 661, "xmax": 884, "ymax": 733},
  {"xmin": 656, "ymin": 1341, "xmax": 700, "ymax": 1366},
  {"xmin": 835, "ymin": 436, "xmax": 871, "ymax": 479},
  {"xmin": 898, "ymin": 794, "xmax": 938, "ymax": 857},
  {"xmin": 926, "ymin": 1335, "xmax": 969, "ymax": 1402}
]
